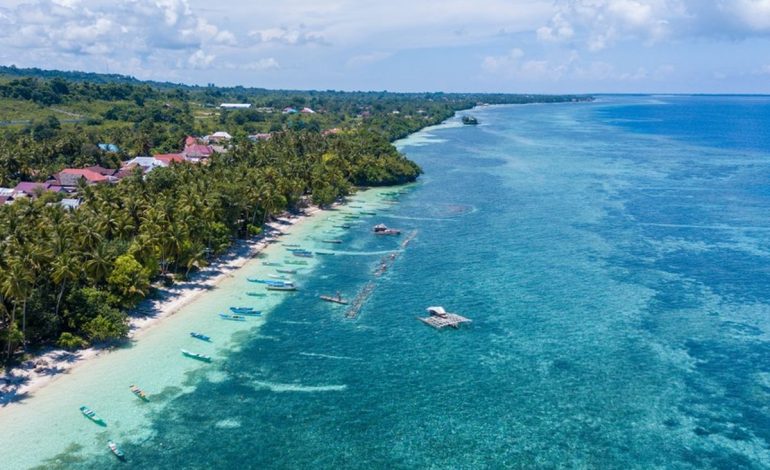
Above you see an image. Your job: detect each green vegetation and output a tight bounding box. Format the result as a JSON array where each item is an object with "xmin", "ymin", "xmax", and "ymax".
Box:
[{"xmin": 0, "ymin": 66, "xmax": 592, "ymax": 363}]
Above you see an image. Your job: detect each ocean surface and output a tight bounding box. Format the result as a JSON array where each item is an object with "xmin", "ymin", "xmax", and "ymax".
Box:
[{"xmin": 4, "ymin": 95, "xmax": 770, "ymax": 469}]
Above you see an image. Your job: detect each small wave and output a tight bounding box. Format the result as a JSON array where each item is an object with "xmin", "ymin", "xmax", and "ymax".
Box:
[
  {"xmin": 278, "ymin": 320, "xmax": 313, "ymax": 325},
  {"xmin": 215, "ymin": 418, "xmax": 242, "ymax": 429},
  {"xmin": 299, "ymin": 352, "xmax": 358, "ymax": 361},
  {"xmin": 252, "ymin": 380, "xmax": 347, "ymax": 393}
]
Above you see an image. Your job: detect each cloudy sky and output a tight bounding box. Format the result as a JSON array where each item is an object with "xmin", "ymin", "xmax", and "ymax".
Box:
[{"xmin": 1, "ymin": 0, "xmax": 770, "ymax": 93}]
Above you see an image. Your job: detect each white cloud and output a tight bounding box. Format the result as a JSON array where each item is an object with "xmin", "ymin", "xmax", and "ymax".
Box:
[
  {"xmin": 248, "ymin": 26, "xmax": 328, "ymax": 46},
  {"xmin": 188, "ymin": 49, "xmax": 215, "ymax": 68}
]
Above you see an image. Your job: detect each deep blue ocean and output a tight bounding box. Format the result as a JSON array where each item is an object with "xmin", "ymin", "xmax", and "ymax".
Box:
[{"xmin": 58, "ymin": 96, "xmax": 770, "ymax": 469}]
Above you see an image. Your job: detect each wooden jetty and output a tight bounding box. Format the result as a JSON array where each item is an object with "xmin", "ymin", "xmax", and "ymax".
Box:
[
  {"xmin": 345, "ymin": 282, "xmax": 375, "ymax": 318},
  {"xmin": 418, "ymin": 306, "xmax": 472, "ymax": 329}
]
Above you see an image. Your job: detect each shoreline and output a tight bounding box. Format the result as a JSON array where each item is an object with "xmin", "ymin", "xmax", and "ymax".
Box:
[{"xmin": 0, "ymin": 205, "xmax": 323, "ymax": 408}]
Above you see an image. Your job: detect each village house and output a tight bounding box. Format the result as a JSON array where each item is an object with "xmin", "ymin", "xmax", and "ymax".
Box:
[
  {"xmin": 282, "ymin": 107, "xmax": 298, "ymax": 114},
  {"xmin": 54, "ymin": 168, "xmax": 111, "ymax": 188},
  {"xmin": 300, "ymin": 107, "xmax": 316, "ymax": 114},
  {"xmin": 13, "ymin": 181, "xmax": 63, "ymax": 198},
  {"xmin": 208, "ymin": 131, "xmax": 232, "ymax": 143},
  {"xmin": 219, "ymin": 103, "xmax": 251, "ymax": 109}
]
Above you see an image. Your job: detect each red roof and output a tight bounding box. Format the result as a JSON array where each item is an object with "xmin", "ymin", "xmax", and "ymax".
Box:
[
  {"xmin": 60, "ymin": 168, "xmax": 108, "ymax": 183},
  {"xmin": 154, "ymin": 153, "xmax": 186, "ymax": 164},
  {"xmin": 183, "ymin": 144, "xmax": 213, "ymax": 157},
  {"xmin": 85, "ymin": 165, "xmax": 116, "ymax": 176}
]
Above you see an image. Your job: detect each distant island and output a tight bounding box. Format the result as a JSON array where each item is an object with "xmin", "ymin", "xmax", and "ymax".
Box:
[
  {"xmin": 462, "ymin": 115, "xmax": 479, "ymax": 125},
  {"xmin": 0, "ymin": 64, "xmax": 593, "ymax": 363}
]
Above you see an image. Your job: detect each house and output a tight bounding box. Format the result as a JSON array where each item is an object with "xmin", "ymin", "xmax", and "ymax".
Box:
[
  {"xmin": 55, "ymin": 168, "xmax": 110, "ymax": 187},
  {"xmin": 183, "ymin": 144, "xmax": 213, "ymax": 161},
  {"xmin": 154, "ymin": 153, "xmax": 186, "ymax": 166},
  {"xmin": 13, "ymin": 181, "xmax": 61, "ymax": 198},
  {"xmin": 60, "ymin": 198, "xmax": 81, "ymax": 210},
  {"xmin": 124, "ymin": 156, "xmax": 166, "ymax": 173},
  {"xmin": 248, "ymin": 133, "xmax": 272, "ymax": 141},
  {"xmin": 209, "ymin": 131, "xmax": 232, "ymax": 142},
  {"xmin": 98, "ymin": 143, "xmax": 120, "ymax": 153},
  {"xmin": 300, "ymin": 107, "xmax": 316, "ymax": 114},
  {"xmin": 84, "ymin": 166, "xmax": 118, "ymax": 177},
  {"xmin": 114, "ymin": 163, "xmax": 141, "ymax": 180},
  {"xmin": 256, "ymin": 107, "xmax": 275, "ymax": 113},
  {"xmin": 282, "ymin": 107, "xmax": 298, "ymax": 114},
  {"xmin": 220, "ymin": 103, "xmax": 252, "ymax": 109}
]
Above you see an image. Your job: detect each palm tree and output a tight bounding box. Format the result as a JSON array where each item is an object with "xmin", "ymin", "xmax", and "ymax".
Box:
[{"xmin": 1, "ymin": 258, "xmax": 34, "ymax": 356}]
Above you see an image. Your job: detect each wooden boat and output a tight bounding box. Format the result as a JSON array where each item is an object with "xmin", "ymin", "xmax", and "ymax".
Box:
[
  {"xmin": 190, "ymin": 332, "xmax": 211, "ymax": 341},
  {"xmin": 219, "ymin": 313, "xmax": 246, "ymax": 321},
  {"xmin": 262, "ymin": 262, "xmax": 281, "ymax": 266},
  {"xmin": 276, "ymin": 268, "xmax": 297, "ymax": 274},
  {"xmin": 246, "ymin": 292, "xmax": 267, "ymax": 297},
  {"xmin": 181, "ymin": 349, "xmax": 212, "ymax": 361},
  {"xmin": 79, "ymin": 405, "xmax": 106, "ymax": 425},
  {"xmin": 334, "ymin": 224, "xmax": 352, "ymax": 229},
  {"xmin": 320, "ymin": 294, "xmax": 348, "ymax": 305},
  {"xmin": 315, "ymin": 251, "xmax": 335, "ymax": 256},
  {"xmin": 231, "ymin": 310, "xmax": 262, "ymax": 316},
  {"xmin": 108, "ymin": 441, "xmax": 126, "ymax": 461},
  {"xmin": 230, "ymin": 306, "xmax": 255, "ymax": 313},
  {"xmin": 268, "ymin": 274, "xmax": 289, "ymax": 279},
  {"xmin": 322, "ymin": 239, "xmax": 343, "ymax": 244},
  {"xmin": 373, "ymin": 223, "xmax": 401, "ymax": 235},
  {"xmin": 285, "ymin": 260, "xmax": 309, "ymax": 265},
  {"xmin": 247, "ymin": 277, "xmax": 266, "ymax": 283},
  {"xmin": 359, "ymin": 211, "xmax": 376, "ymax": 215},
  {"xmin": 293, "ymin": 251, "xmax": 313, "ymax": 258},
  {"xmin": 286, "ymin": 248, "xmax": 310, "ymax": 253},
  {"xmin": 129, "ymin": 384, "xmax": 149, "ymax": 401},
  {"xmin": 282, "ymin": 243, "xmax": 301, "ymax": 247},
  {"xmin": 267, "ymin": 285, "xmax": 297, "ymax": 291}
]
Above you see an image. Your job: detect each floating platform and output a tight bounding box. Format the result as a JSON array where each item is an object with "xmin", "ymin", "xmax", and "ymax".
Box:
[{"xmin": 418, "ymin": 306, "xmax": 472, "ymax": 329}]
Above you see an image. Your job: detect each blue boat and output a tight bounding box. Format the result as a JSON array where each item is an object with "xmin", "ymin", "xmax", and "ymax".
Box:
[
  {"xmin": 265, "ymin": 280, "xmax": 294, "ymax": 287},
  {"xmin": 219, "ymin": 313, "xmax": 246, "ymax": 321},
  {"xmin": 247, "ymin": 278, "xmax": 267, "ymax": 283},
  {"xmin": 190, "ymin": 332, "xmax": 211, "ymax": 341},
  {"xmin": 230, "ymin": 310, "xmax": 262, "ymax": 316},
  {"xmin": 230, "ymin": 307, "xmax": 255, "ymax": 313}
]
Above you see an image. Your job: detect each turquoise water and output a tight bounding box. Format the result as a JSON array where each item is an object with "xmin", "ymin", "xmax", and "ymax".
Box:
[{"xmin": 9, "ymin": 96, "xmax": 770, "ymax": 468}]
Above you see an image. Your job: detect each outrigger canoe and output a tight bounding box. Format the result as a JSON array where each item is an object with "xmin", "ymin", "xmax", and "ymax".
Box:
[
  {"xmin": 267, "ymin": 285, "xmax": 297, "ymax": 291},
  {"xmin": 108, "ymin": 441, "xmax": 126, "ymax": 461},
  {"xmin": 219, "ymin": 313, "xmax": 247, "ymax": 321},
  {"xmin": 246, "ymin": 292, "xmax": 267, "ymax": 297},
  {"xmin": 230, "ymin": 306, "xmax": 255, "ymax": 313},
  {"xmin": 129, "ymin": 384, "xmax": 149, "ymax": 401},
  {"xmin": 79, "ymin": 405, "xmax": 106, "ymax": 425},
  {"xmin": 190, "ymin": 332, "xmax": 211, "ymax": 341},
  {"xmin": 181, "ymin": 349, "xmax": 212, "ymax": 362}
]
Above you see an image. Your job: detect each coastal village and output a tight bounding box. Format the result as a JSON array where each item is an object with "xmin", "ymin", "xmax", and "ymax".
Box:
[{"xmin": 0, "ymin": 103, "xmax": 338, "ymax": 208}]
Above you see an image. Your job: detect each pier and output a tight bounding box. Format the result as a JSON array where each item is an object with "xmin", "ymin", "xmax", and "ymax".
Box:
[{"xmin": 345, "ymin": 282, "xmax": 375, "ymax": 318}]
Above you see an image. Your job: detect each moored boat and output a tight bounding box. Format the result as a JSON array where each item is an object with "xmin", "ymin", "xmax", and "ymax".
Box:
[
  {"xmin": 246, "ymin": 292, "xmax": 267, "ymax": 297},
  {"xmin": 108, "ymin": 441, "xmax": 126, "ymax": 461},
  {"xmin": 230, "ymin": 306, "xmax": 255, "ymax": 313},
  {"xmin": 219, "ymin": 313, "xmax": 247, "ymax": 321},
  {"xmin": 267, "ymin": 285, "xmax": 297, "ymax": 291},
  {"xmin": 79, "ymin": 405, "xmax": 106, "ymax": 425},
  {"xmin": 285, "ymin": 260, "xmax": 309, "ymax": 265},
  {"xmin": 181, "ymin": 349, "xmax": 212, "ymax": 361},
  {"xmin": 129, "ymin": 384, "xmax": 149, "ymax": 401},
  {"xmin": 262, "ymin": 262, "xmax": 281, "ymax": 266},
  {"xmin": 320, "ymin": 294, "xmax": 348, "ymax": 305},
  {"xmin": 190, "ymin": 332, "xmax": 211, "ymax": 341},
  {"xmin": 315, "ymin": 251, "xmax": 335, "ymax": 256},
  {"xmin": 230, "ymin": 310, "xmax": 262, "ymax": 316},
  {"xmin": 322, "ymin": 239, "xmax": 343, "ymax": 244},
  {"xmin": 292, "ymin": 251, "xmax": 313, "ymax": 258},
  {"xmin": 268, "ymin": 274, "xmax": 289, "ymax": 279},
  {"xmin": 373, "ymin": 223, "xmax": 401, "ymax": 235},
  {"xmin": 276, "ymin": 268, "xmax": 297, "ymax": 274}
]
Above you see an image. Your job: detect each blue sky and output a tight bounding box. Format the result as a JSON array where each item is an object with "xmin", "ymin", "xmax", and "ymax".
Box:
[{"xmin": 1, "ymin": 0, "xmax": 770, "ymax": 93}]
